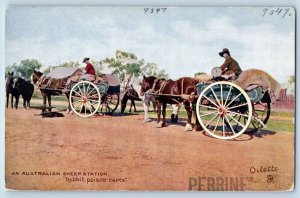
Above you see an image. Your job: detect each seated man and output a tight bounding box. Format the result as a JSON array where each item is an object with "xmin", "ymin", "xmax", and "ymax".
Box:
[
  {"xmin": 219, "ymin": 48, "xmax": 242, "ymax": 80},
  {"xmin": 80, "ymin": 57, "xmax": 96, "ymax": 81}
]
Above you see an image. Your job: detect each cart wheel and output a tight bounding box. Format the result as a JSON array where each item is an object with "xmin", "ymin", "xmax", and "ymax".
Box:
[
  {"xmin": 99, "ymin": 93, "xmax": 120, "ymax": 114},
  {"xmin": 250, "ymin": 101, "xmax": 271, "ymax": 131},
  {"xmin": 196, "ymin": 81, "xmax": 253, "ymax": 140},
  {"xmin": 69, "ymin": 81, "xmax": 101, "ymax": 117}
]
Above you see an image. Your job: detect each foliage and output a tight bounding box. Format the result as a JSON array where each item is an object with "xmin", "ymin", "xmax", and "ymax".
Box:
[
  {"xmin": 100, "ymin": 50, "xmax": 169, "ymax": 81},
  {"xmin": 6, "ymin": 59, "xmax": 42, "ymax": 80},
  {"xmin": 287, "ymin": 75, "xmax": 295, "ymax": 85},
  {"xmin": 6, "ymin": 50, "xmax": 170, "ymax": 81},
  {"xmin": 194, "ymin": 72, "xmax": 207, "ymax": 76},
  {"xmin": 287, "ymin": 75, "xmax": 295, "ymax": 94}
]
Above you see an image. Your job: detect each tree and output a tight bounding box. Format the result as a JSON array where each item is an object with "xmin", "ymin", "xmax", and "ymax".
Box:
[
  {"xmin": 6, "ymin": 59, "xmax": 42, "ymax": 80},
  {"xmin": 194, "ymin": 72, "xmax": 207, "ymax": 77},
  {"xmin": 287, "ymin": 75, "xmax": 295, "ymax": 94},
  {"xmin": 157, "ymin": 69, "xmax": 169, "ymax": 79},
  {"xmin": 142, "ymin": 62, "xmax": 159, "ymax": 76},
  {"xmin": 100, "ymin": 50, "xmax": 141, "ymax": 81},
  {"xmin": 101, "ymin": 50, "xmax": 169, "ymax": 80}
]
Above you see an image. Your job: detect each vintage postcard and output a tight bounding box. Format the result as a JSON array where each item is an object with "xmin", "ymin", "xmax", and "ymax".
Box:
[{"xmin": 5, "ymin": 6, "xmax": 295, "ymax": 191}]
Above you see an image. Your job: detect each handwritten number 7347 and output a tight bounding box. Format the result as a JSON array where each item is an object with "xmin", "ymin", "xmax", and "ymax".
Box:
[
  {"xmin": 144, "ymin": 8, "xmax": 167, "ymax": 14},
  {"xmin": 262, "ymin": 8, "xmax": 292, "ymax": 18}
]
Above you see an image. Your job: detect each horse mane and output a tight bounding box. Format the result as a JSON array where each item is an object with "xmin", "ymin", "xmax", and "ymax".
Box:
[
  {"xmin": 147, "ymin": 76, "xmax": 157, "ymax": 81},
  {"xmin": 16, "ymin": 76, "xmax": 32, "ymax": 84}
]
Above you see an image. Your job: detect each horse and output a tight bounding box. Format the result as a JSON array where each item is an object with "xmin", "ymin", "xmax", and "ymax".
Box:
[
  {"xmin": 121, "ymin": 88, "xmax": 141, "ymax": 113},
  {"xmin": 140, "ymin": 76, "xmax": 201, "ymax": 131},
  {"xmin": 124, "ymin": 75, "xmax": 181, "ymax": 123},
  {"xmin": 31, "ymin": 70, "xmax": 72, "ymax": 112},
  {"xmin": 13, "ymin": 77, "xmax": 34, "ymax": 108},
  {"xmin": 5, "ymin": 72, "xmax": 20, "ymax": 109}
]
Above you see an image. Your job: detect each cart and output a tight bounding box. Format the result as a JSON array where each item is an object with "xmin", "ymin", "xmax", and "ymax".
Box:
[
  {"xmin": 195, "ymin": 68, "xmax": 280, "ymax": 140},
  {"xmin": 69, "ymin": 75, "xmax": 120, "ymax": 117}
]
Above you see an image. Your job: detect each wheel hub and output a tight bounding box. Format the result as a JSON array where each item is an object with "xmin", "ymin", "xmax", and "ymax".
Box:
[
  {"xmin": 218, "ymin": 107, "xmax": 226, "ymax": 117},
  {"xmin": 82, "ymin": 96, "xmax": 87, "ymax": 104}
]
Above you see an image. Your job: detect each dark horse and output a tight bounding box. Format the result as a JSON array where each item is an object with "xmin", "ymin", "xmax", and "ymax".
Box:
[
  {"xmin": 31, "ymin": 70, "xmax": 72, "ymax": 112},
  {"xmin": 121, "ymin": 88, "xmax": 141, "ymax": 113},
  {"xmin": 140, "ymin": 76, "xmax": 201, "ymax": 131},
  {"xmin": 6, "ymin": 72, "xmax": 20, "ymax": 109},
  {"xmin": 13, "ymin": 77, "xmax": 34, "ymax": 108}
]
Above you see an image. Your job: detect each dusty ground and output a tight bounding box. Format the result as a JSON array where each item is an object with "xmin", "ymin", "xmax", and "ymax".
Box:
[{"xmin": 5, "ymin": 107, "xmax": 294, "ymax": 191}]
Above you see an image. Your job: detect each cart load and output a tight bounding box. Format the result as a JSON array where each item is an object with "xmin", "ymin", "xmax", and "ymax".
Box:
[{"xmin": 36, "ymin": 67, "xmax": 82, "ymax": 91}]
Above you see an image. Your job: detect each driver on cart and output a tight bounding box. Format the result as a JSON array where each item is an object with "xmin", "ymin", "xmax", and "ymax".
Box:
[
  {"xmin": 218, "ymin": 48, "xmax": 242, "ymax": 80},
  {"xmin": 80, "ymin": 57, "xmax": 96, "ymax": 81}
]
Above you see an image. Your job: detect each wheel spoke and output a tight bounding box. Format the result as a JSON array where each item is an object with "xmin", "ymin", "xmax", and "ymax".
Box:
[
  {"xmin": 199, "ymin": 111, "xmax": 217, "ymax": 117},
  {"xmin": 86, "ymin": 83, "xmax": 90, "ymax": 96},
  {"xmin": 83, "ymin": 83, "xmax": 86, "ymax": 96},
  {"xmin": 78, "ymin": 84, "xmax": 84, "ymax": 96},
  {"xmin": 72, "ymin": 90, "xmax": 82, "ymax": 97},
  {"xmin": 212, "ymin": 115, "xmax": 221, "ymax": 134},
  {"xmin": 220, "ymin": 84, "xmax": 223, "ymax": 106},
  {"xmin": 227, "ymin": 103, "xmax": 249, "ymax": 110},
  {"xmin": 203, "ymin": 95, "xmax": 219, "ymax": 108},
  {"xmin": 87, "ymin": 87, "xmax": 95, "ymax": 97},
  {"xmin": 225, "ymin": 115, "xmax": 236, "ymax": 134},
  {"xmin": 251, "ymin": 121, "xmax": 257, "ymax": 129},
  {"xmin": 224, "ymin": 85, "xmax": 232, "ymax": 107},
  {"xmin": 227, "ymin": 113, "xmax": 245, "ymax": 128},
  {"xmin": 79, "ymin": 104, "xmax": 84, "ymax": 114},
  {"xmin": 72, "ymin": 99, "xmax": 82, "ymax": 105},
  {"xmin": 199, "ymin": 104, "xmax": 218, "ymax": 110},
  {"xmin": 86, "ymin": 101, "xmax": 93, "ymax": 113},
  {"xmin": 205, "ymin": 113, "xmax": 219, "ymax": 128},
  {"xmin": 89, "ymin": 93, "xmax": 99, "ymax": 98},
  {"xmin": 74, "ymin": 102, "xmax": 83, "ymax": 111},
  {"xmin": 227, "ymin": 110, "xmax": 249, "ymax": 118},
  {"xmin": 88, "ymin": 99, "xmax": 100, "ymax": 105},
  {"xmin": 210, "ymin": 87, "xmax": 221, "ymax": 107},
  {"xmin": 225, "ymin": 92, "xmax": 242, "ymax": 108},
  {"xmin": 234, "ymin": 115, "xmax": 242, "ymax": 130},
  {"xmin": 71, "ymin": 95, "xmax": 82, "ymax": 99}
]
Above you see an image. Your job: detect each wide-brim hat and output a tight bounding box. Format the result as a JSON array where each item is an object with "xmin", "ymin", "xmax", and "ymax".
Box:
[
  {"xmin": 82, "ymin": 57, "xmax": 90, "ymax": 63},
  {"xmin": 219, "ymin": 48, "xmax": 230, "ymax": 57}
]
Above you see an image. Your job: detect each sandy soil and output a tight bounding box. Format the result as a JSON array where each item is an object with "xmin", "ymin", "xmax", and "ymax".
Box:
[{"xmin": 5, "ymin": 108, "xmax": 294, "ymax": 191}]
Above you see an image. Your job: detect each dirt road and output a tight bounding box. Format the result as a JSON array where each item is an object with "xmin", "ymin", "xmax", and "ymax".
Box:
[{"xmin": 5, "ymin": 108, "xmax": 294, "ymax": 191}]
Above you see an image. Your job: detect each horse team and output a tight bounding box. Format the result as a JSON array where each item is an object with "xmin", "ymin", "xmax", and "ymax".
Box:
[{"xmin": 6, "ymin": 70, "xmax": 198, "ymax": 131}]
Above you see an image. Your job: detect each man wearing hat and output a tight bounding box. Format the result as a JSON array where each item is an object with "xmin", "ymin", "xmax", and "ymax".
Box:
[
  {"xmin": 219, "ymin": 48, "xmax": 242, "ymax": 79},
  {"xmin": 80, "ymin": 57, "xmax": 96, "ymax": 81}
]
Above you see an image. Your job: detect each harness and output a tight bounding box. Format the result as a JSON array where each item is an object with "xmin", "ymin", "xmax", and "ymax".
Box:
[
  {"xmin": 151, "ymin": 78, "xmax": 191, "ymax": 104},
  {"xmin": 151, "ymin": 78, "xmax": 169, "ymax": 94}
]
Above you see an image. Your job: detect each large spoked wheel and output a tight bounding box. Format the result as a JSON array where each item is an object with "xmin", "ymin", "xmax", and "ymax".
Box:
[
  {"xmin": 196, "ymin": 82, "xmax": 253, "ymax": 140},
  {"xmin": 99, "ymin": 93, "xmax": 119, "ymax": 114},
  {"xmin": 69, "ymin": 81, "xmax": 101, "ymax": 117}
]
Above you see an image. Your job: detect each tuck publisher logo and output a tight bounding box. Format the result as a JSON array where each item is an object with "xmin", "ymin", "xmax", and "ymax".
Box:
[{"xmin": 188, "ymin": 176, "xmax": 250, "ymax": 191}]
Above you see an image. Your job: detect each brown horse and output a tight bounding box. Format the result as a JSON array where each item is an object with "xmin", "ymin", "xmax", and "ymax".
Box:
[
  {"xmin": 140, "ymin": 76, "xmax": 201, "ymax": 131},
  {"xmin": 31, "ymin": 70, "xmax": 72, "ymax": 112}
]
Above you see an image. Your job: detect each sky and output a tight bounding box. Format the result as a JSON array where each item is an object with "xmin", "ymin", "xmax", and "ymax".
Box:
[{"xmin": 5, "ymin": 6, "xmax": 295, "ymax": 84}]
